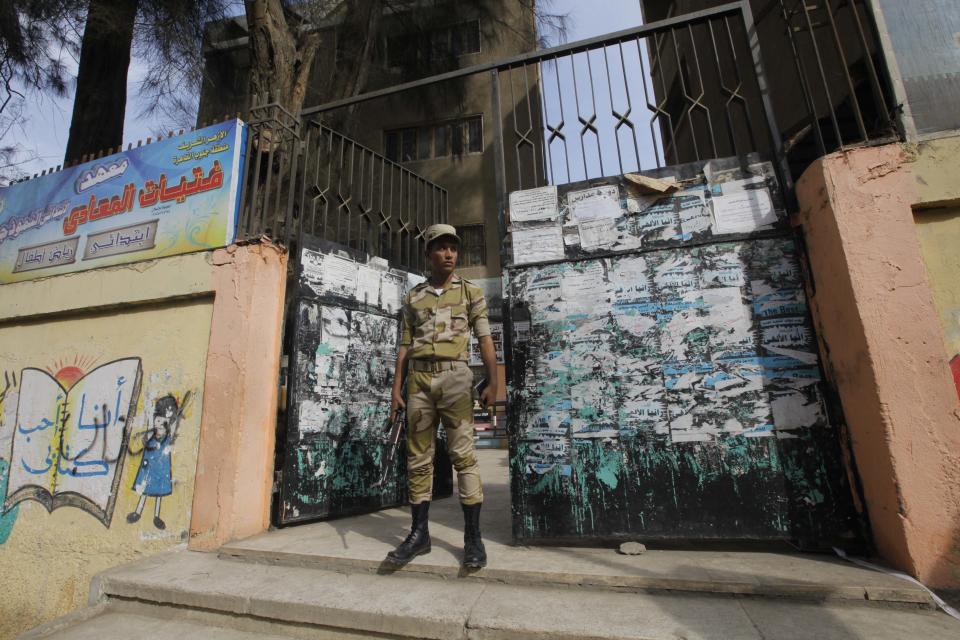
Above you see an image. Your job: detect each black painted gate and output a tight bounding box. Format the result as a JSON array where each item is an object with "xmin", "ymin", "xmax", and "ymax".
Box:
[
  {"xmin": 505, "ymin": 158, "xmax": 863, "ymax": 547},
  {"xmin": 276, "ymin": 240, "xmax": 452, "ymax": 525}
]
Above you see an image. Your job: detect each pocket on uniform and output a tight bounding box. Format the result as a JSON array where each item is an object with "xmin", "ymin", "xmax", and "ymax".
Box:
[
  {"xmin": 415, "ymin": 307, "xmax": 433, "ymax": 327},
  {"xmin": 450, "ymin": 304, "xmax": 469, "ymax": 332}
]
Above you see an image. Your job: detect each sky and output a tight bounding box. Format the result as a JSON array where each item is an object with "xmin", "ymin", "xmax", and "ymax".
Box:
[{"xmin": 6, "ymin": 0, "xmax": 645, "ymax": 179}]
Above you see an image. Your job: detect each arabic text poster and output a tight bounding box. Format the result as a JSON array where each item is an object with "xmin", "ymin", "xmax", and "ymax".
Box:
[{"xmin": 0, "ymin": 120, "xmax": 246, "ymax": 283}]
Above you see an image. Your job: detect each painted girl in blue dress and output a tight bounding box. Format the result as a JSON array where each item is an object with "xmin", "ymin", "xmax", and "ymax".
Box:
[{"xmin": 127, "ymin": 395, "xmax": 180, "ymax": 529}]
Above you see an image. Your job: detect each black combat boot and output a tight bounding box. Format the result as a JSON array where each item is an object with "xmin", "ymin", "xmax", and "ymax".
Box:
[
  {"xmin": 386, "ymin": 501, "xmax": 431, "ymax": 565},
  {"xmin": 462, "ymin": 502, "xmax": 487, "ymax": 568}
]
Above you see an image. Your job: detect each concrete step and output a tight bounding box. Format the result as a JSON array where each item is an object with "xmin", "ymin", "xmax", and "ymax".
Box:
[
  {"xmin": 21, "ymin": 548, "xmax": 960, "ymax": 640},
  {"xmin": 220, "ymin": 538, "xmax": 936, "ymax": 606},
  {"xmin": 219, "ymin": 450, "xmax": 936, "ymax": 608},
  {"xmin": 20, "ymin": 602, "xmax": 304, "ymax": 640}
]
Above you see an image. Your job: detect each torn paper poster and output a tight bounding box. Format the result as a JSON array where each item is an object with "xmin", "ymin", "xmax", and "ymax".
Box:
[
  {"xmin": 718, "ymin": 176, "xmax": 768, "ymax": 193},
  {"xmin": 380, "ymin": 272, "xmax": 404, "ymax": 314},
  {"xmin": 770, "ymin": 389, "xmax": 826, "ymax": 430},
  {"xmin": 298, "ymin": 396, "xmax": 347, "ymax": 436},
  {"xmin": 509, "ymin": 185, "xmax": 559, "ymax": 222},
  {"xmin": 567, "ymin": 185, "xmax": 623, "ymax": 221},
  {"xmin": 405, "ymin": 271, "xmax": 426, "ymax": 294},
  {"xmin": 711, "ymin": 187, "xmax": 777, "ymax": 234},
  {"xmin": 562, "ymin": 223, "xmax": 582, "ymax": 247},
  {"xmin": 511, "ymin": 223, "xmax": 564, "ymax": 265},
  {"xmin": 624, "ymin": 172, "xmax": 679, "ymax": 194},
  {"xmin": 626, "ymin": 193, "xmax": 664, "ymax": 214},
  {"xmin": 578, "ymin": 218, "xmax": 620, "ymax": 250},
  {"xmin": 678, "ymin": 194, "xmax": 711, "ymax": 238},
  {"xmin": 559, "ymin": 260, "xmax": 608, "ymax": 305},
  {"xmin": 355, "ymin": 264, "xmax": 381, "ymax": 307},
  {"xmin": 625, "ymin": 198, "xmax": 682, "ymax": 244}
]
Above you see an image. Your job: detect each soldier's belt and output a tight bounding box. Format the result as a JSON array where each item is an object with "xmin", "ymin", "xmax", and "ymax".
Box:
[{"xmin": 409, "ymin": 359, "xmax": 468, "ymax": 372}]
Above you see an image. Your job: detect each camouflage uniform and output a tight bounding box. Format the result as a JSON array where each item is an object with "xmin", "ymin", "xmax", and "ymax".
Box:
[{"xmin": 401, "ymin": 274, "xmax": 491, "ymax": 505}]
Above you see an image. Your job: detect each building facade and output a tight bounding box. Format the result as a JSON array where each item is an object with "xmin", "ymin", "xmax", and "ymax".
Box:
[{"xmin": 199, "ymin": 0, "xmax": 540, "ymax": 281}]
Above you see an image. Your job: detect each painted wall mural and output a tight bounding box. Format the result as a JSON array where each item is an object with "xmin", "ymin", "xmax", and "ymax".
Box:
[
  {"xmin": 0, "ymin": 356, "xmax": 200, "ymax": 536},
  {"xmin": 5, "ymin": 358, "xmax": 142, "ymax": 525},
  {"xmin": 0, "ymin": 273, "xmax": 213, "ymax": 639},
  {"xmin": 0, "ymin": 372, "xmax": 22, "ymax": 543},
  {"xmin": 126, "ymin": 392, "xmax": 193, "ymax": 529},
  {"xmin": 505, "ymin": 159, "xmax": 861, "ymax": 545}
]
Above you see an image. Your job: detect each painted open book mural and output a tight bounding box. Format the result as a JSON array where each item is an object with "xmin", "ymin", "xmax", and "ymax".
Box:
[{"xmin": 4, "ymin": 358, "xmax": 142, "ymax": 525}]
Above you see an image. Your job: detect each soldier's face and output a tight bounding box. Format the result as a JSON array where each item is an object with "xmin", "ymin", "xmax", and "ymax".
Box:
[{"xmin": 427, "ymin": 238, "xmax": 459, "ymax": 277}]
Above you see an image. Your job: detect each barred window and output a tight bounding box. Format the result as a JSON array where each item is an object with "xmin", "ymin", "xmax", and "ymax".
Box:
[
  {"xmin": 384, "ymin": 116, "xmax": 483, "ymax": 162},
  {"xmin": 457, "ymin": 224, "xmax": 485, "ymax": 267},
  {"xmin": 387, "ymin": 20, "xmax": 481, "ymax": 67}
]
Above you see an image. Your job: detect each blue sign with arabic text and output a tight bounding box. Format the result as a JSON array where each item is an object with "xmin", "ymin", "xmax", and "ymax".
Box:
[{"xmin": 0, "ymin": 120, "xmax": 246, "ymax": 284}]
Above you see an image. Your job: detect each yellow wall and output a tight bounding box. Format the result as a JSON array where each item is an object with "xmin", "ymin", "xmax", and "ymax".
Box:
[
  {"xmin": 0, "ymin": 255, "xmax": 215, "ymax": 639},
  {"xmin": 915, "ymin": 206, "xmax": 960, "ymax": 398}
]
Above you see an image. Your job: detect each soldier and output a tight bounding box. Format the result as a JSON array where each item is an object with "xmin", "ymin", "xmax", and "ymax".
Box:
[{"xmin": 387, "ymin": 223, "xmax": 498, "ymax": 568}]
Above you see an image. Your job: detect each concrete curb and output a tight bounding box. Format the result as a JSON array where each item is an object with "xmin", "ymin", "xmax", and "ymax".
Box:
[{"xmin": 16, "ymin": 602, "xmax": 109, "ymax": 640}]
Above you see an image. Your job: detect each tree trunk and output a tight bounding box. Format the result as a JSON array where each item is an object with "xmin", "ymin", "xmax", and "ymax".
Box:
[
  {"xmin": 245, "ymin": 0, "xmax": 385, "ymax": 118},
  {"xmin": 64, "ymin": 0, "xmax": 138, "ymax": 164},
  {"xmin": 245, "ymin": 0, "xmax": 314, "ymax": 113},
  {"xmin": 323, "ymin": 1, "xmax": 381, "ymax": 104}
]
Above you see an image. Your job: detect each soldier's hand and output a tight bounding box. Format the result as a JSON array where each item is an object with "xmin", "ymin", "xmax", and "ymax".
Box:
[
  {"xmin": 480, "ymin": 384, "xmax": 497, "ymax": 411},
  {"xmin": 390, "ymin": 392, "xmax": 406, "ymax": 424}
]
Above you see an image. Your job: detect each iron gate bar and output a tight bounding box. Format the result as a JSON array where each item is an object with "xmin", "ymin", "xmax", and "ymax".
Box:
[
  {"xmin": 640, "ymin": 31, "xmax": 671, "ymax": 167},
  {"xmin": 241, "ymin": 0, "xmax": 882, "ymax": 268},
  {"xmin": 490, "ymin": 69, "xmax": 510, "ymax": 264},
  {"xmin": 799, "ymin": 0, "xmax": 845, "ymax": 148},
  {"xmin": 741, "ymin": 2, "xmax": 793, "ymax": 198},
  {"xmin": 542, "ymin": 53, "xmax": 572, "ymax": 183},
  {"xmin": 236, "ymin": 104, "xmax": 448, "ymax": 273},
  {"xmin": 775, "ymin": 0, "xmax": 897, "ymax": 156},
  {"xmin": 845, "ymin": 0, "xmax": 892, "ymax": 132},
  {"xmin": 778, "ymin": 0, "xmax": 827, "ymax": 156},
  {"xmin": 607, "ymin": 40, "xmax": 642, "ymax": 176},
  {"xmin": 821, "ymin": 0, "xmax": 868, "ymax": 142},
  {"xmin": 708, "ymin": 16, "xmax": 757, "ymax": 157},
  {"xmin": 300, "ymin": 2, "xmax": 772, "ymax": 117},
  {"xmin": 238, "ymin": 0, "xmax": 900, "ymax": 252},
  {"xmin": 572, "ymin": 47, "xmax": 602, "ymax": 179}
]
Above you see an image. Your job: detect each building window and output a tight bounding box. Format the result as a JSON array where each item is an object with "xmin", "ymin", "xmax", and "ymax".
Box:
[
  {"xmin": 384, "ymin": 116, "xmax": 483, "ymax": 162},
  {"xmin": 387, "ymin": 19, "xmax": 481, "ymax": 67},
  {"xmin": 457, "ymin": 224, "xmax": 485, "ymax": 267},
  {"xmin": 451, "ymin": 20, "xmax": 481, "ymax": 57}
]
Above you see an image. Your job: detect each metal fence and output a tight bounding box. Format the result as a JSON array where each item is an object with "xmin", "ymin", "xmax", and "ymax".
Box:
[
  {"xmin": 285, "ymin": 1, "xmax": 786, "ymax": 247},
  {"xmin": 493, "ymin": 3, "xmax": 784, "ymax": 192},
  {"xmin": 235, "ymin": 0, "xmax": 899, "ymax": 257},
  {"xmin": 236, "ymin": 101, "xmax": 448, "ymax": 273},
  {"xmin": 773, "ymin": 0, "xmax": 897, "ymax": 174}
]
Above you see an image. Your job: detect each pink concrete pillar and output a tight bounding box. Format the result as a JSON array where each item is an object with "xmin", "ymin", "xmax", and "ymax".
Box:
[
  {"xmin": 189, "ymin": 240, "xmax": 287, "ymax": 551},
  {"xmin": 795, "ymin": 143, "xmax": 960, "ymax": 588}
]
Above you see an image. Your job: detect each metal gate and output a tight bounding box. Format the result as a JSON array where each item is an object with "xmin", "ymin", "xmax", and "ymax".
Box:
[
  {"xmin": 277, "ymin": 237, "xmax": 453, "ymax": 525},
  {"xmin": 504, "ymin": 157, "xmax": 862, "ymax": 545},
  {"xmin": 236, "ymin": 0, "xmax": 892, "ymax": 540}
]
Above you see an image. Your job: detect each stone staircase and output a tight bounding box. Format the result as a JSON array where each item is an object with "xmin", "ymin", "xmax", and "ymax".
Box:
[
  {"xmin": 19, "ymin": 451, "xmax": 960, "ymax": 639},
  {"xmin": 22, "ymin": 516, "xmax": 960, "ymax": 640},
  {"xmin": 20, "ymin": 544, "xmax": 960, "ymax": 640}
]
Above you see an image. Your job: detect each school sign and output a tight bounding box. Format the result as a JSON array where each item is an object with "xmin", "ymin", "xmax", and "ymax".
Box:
[{"xmin": 0, "ymin": 120, "xmax": 246, "ymax": 284}]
